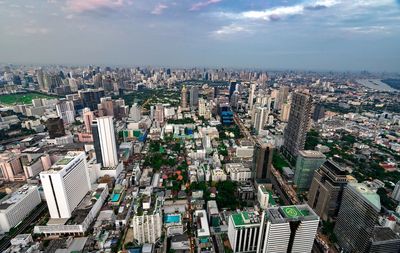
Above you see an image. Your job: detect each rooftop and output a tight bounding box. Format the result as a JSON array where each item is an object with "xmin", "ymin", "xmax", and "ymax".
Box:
[
  {"xmin": 0, "ymin": 185, "xmax": 38, "ymax": 211},
  {"xmin": 267, "ymin": 204, "xmax": 318, "ymax": 223},
  {"xmin": 298, "ymin": 150, "xmax": 326, "ymax": 159},
  {"xmin": 231, "ymin": 211, "xmax": 261, "ymax": 227},
  {"xmin": 351, "ymin": 182, "xmax": 381, "ymax": 211}
]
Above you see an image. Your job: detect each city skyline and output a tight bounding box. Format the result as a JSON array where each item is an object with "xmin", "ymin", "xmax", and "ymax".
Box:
[{"xmin": 0, "ymin": 0, "xmax": 400, "ymax": 72}]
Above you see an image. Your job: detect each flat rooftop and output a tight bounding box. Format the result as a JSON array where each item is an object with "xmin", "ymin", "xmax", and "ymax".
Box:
[
  {"xmin": 231, "ymin": 211, "xmax": 260, "ymax": 227},
  {"xmin": 0, "ymin": 185, "xmax": 37, "ymax": 211},
  {"xmin": 267, "ymin": 204, "xmax": 318, "ymax": 223},
  {"xmin": 298, "ymin": 150, "xmax": 326, "ymax": 158}
]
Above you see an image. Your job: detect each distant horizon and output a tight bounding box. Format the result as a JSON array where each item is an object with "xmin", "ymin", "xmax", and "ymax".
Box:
[{"xmin": 1, "ymin": 61, "xmax": 400, "ymax": 75}]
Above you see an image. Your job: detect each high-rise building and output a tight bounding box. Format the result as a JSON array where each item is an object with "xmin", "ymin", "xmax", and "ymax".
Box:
[
  {"xmin": 0, "ymin": 185, "xmax": 41, "ymax": 232},
  {"xmin": 334, "ymin": 183, "xmax": 381, "ymax": 253},
  {"xmin": 258, "ymin": 205, "xmax": 319, "ymax": 253},
  {"xmin": 367, "ymin": 226, "xmax": 400, "ymax": 253},
  {"xmin": 274, "ymin": 86, "xmax": 289, "ymax": 110},
  {"xmin": 98, "ymin": 97, "xmax": 114, "ymax": 117},
  {"xmin": 78, "ymin": 88, "xmax": 105, "ymax": 111},
  {"xmin": 37, "ymin": 69, "xmax": 45, "ymax": 91},
  {"xmin": 227, "ymin": 205, "xmax": 319, "ymax": 253},
  {"xmin": 253, "ymin": 142, "xmax": 274, "ymax": 180},
  {"xmin": 181, "ymin": 85, "xmax": 188, "ymax": 109},
  {"xmin": 40, "ymin": 152, "xmax": 91, "ymax": 219},
  {"xmin": 132, "ymin": 213, "xmax": 162, "ymax": 244},
  {"xmin": 154, "ymin": 104, "xmax": 165, "ymax": 125},
  {"xmin": 82, "ymin": 108, "xmax": 94, "ymax": 133},
  {"xmin": 312, "ymin": 104, "xmax": 325, "ymax": 122},
  {"xmin": 391, "ymin": 180, "xmax": 400, "ymax": 201},
  {"xmin": 190, "ymin": 86, "xmax": 199, "ymax": 109},
  {"xmin": 46, "ymin": 117, "xmax": 65, "ymax": 139},
  {"xmin": 254, "ymin": 106, "xmax": 269, "ymax": 135},
  {"xmin": 129, "ymin": 103, "xmax": 142, "ymax": 122},
  {"xmin": 56, "ymin": 100, "xmax": 75, "ymax": 125},
  {"xmin": 294, "ymin": 150, "xmax": 326, "ymax": 191},
  {"xmin": 92, "ymin": 116, "xmax": 118, "ymax": 168},
  {"xmin": 229, "ymin": 81, "xmax": 237, "ymax": 99},
  {"xmin": 248, "ymin": 83, "xmax": 256, "ymax": 110},
  {"xmin": 228, "ymin": 211, "xmax": 262, "ymax": 253},
  {"xmin": 198, "ymin": 98, "xmax": 211, "ymax": 119},
  {"xmin": 280, "ymin": 102, "xmax": 291, "ymax": 122},
  {"xmin": 283, "ymin": 92, "xmax": 312, "ymax": 160},
  {"xmin": 307, "ymin": 160, "xmax": 349, "ymax": 221}
]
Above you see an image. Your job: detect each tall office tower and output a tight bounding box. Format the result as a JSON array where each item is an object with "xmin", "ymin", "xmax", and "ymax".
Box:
[
  {"xmin": 312, "ymin": 104, "xmax": 325, "ymax": 122},
  {"xmin": 283, "ymin": 92, "xmax": 312, "ymax": 159},
  {"xmin": 189, "ymin": 86, "xmax": 199, "ymax": 109},
  {"xmin": 253, "ymin": 142, "xmax": 274, "ymax": 181},
  {"xmin": 229, "ymin": 81, "xmax": 237, "ymax": 98},
  {"xmin": 293, "ymin": 150, "xmax": 326, "ymax": 191},
  {"xmin": 82, "ymin": 108, "xmax": 94, "ymax": 133},
  {"xmin": 40, "ymin": 152, "xmax": 91, "ymax": 219},
  {"xmin": 258, "ymin": 205, "xmax": 319, "ymax": 253},
  {"xmin": 181, "ymin": 85, "xmax": 188, "ymax": 109},
  {"xmin": 334, "ymin": 183, "xmax": 381, "ymax": 253},
  {"xmin": 37, "ymin": 69, "xmax": 45, "ymax": 91},
  {"xmin": 154, "ymin": 104, "xmax": 165, "ymax": 124},
  {"xmin": 92, "ymin": 116, "xmax": 118, "ymax": 168},
  {"xmin": 46, "ymin": 117, "xmax": 65, "ymax": 139},
  {"xmin": 254, "ymin": 107, "xmax": 268, "ymax": 135},
  {"xmin": 391, "ymin": 180, "xmax": 400, "ymax": 201},
  {"xmin": 78, "ymin": 88, "xmax": 105, "ymax": 111},
  {"xmin": 274, "ymin": 86, "xmax": 289, "ymax": 110},
  {"xmin": 280, "ymin": 102, "xmax": 291, "ymax": 122},
  {"xmin": 307, "ymin": 160, "xmax": 349, "ymax": 221},
  {"xmin": 56, "ymin": 100, "xmax": 75, "ymax": 125},
  {"xmin": 228, "ymin": 211, "xmax": 262, "ymax": 253},
  {"xmin": 129, "ymin": 103, "xmax": 142, "ymax": 122},
  {"xmin": 248, "ymin": 83, "xmax": 256, "ymax": 110}
]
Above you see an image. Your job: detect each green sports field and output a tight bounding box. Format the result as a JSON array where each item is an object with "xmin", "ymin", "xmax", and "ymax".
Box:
[{"xmin": 0, "ymin": 92, "xmax": 56, "ymax": 105}]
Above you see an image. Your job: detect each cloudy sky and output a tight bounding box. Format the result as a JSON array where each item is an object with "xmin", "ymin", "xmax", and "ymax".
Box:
[{"xmin": 0, "ymin": 0, "xmax": 399, "ymax": 71}]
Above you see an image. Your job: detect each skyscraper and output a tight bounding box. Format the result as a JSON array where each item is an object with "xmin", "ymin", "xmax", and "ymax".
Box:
[
  {"xmin": 189, "ymin": 86, "xmax": 199, "ymax": 109},
  {"xmin": 181, "ymin": 85, "xmax": 188, "ymax": 109},
  {"xmin": 293, "ymin": 150, "xmax": 326, "ymax": 191},
  {"xmin": 258, "ymin": 205, "xmax": 319, "ymax": 253},
  {"xmin": 248, "ymin": 83, "xmax": 256, "ymax": 110},
  {"xmin": 254, "ymin": 106, "xmax": 269, "ymax": 135},
  {"xmin": 40, "ymin": 152, "xmax": 91, "ymax": 219},
  {"xmin": 92, "ymin": 116, "xmax": 118, "ymax": 168},
  {"xmin": 280, "ymin": 102, "xmax": 291, "ymax": 122},
  {"xmin": 283, "ymin": 92, "xmax": 312, "ymax": 160},
  {"xmin": 56, "ymin": 100, "xmax": 75, "ymax": 125},
  {"xmin": 82, "ymin": 108, "xmax": 94, "ymax": 133},
  {"xmin": 78, "ymin": 88, "xmax": 105, "ymax": 111},
  {"xmin": 227, "ymin": 204, "xmax": 319, "ymax": 253},
  {"xmin": 307, "ymin": 160, "xmax": 349, "ymax": 221},
  {"xmin": 312, "ymin": 104, "xmax": 325, "ymax": 122},
  {"xmin": 229, "ymin": 81, "xmax": 237, "ymax": 99},
  {"xmin": 253, "ymin": 142, "xmax": 274, "ymax": 180},
  {"xmin": 334, "ymin": 183, "xmax": 381, "ymax": 253},
  {"xmin": 274, "ymin": 86, "xmax": 289, "ymax": 110}
]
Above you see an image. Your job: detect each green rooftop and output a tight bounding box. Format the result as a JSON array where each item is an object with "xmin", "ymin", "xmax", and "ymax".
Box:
[
  {"xmin": 55, "ymin": 157, "xmax": 74, "ymax": 166},
  {"xmin": 282, "ymin": 206, "xmax": 303, "ymax": 219},
  {"xmin": 231, "ymin": 212, "xmax": 260, "ymax": 227}
]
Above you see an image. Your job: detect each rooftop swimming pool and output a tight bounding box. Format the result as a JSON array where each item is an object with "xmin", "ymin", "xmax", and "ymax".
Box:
[
  {"xmin": 164, "ymin": 214, "xmax": 181, "ymax": 224},
  {"xmin": 111, "ymin": 193, "xmax": 121, "ymax": 202}
]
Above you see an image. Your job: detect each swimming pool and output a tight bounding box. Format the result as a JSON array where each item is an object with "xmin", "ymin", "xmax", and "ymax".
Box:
[
  {"xmin": 111, "ymin": 193, "xmax": 121, "ymax": 202},
  {"xmin": 164, "ymin": 214, "xmax": 181, "ymax": 224}
]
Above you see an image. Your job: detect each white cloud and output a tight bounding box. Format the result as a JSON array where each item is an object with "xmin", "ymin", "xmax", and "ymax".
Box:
[
  {"xmin": 211, "ymin": 24, "xmax": 252, "ymax": 38},
  {"xmin": 151, "ymin": 3, "xmax": 168, "ymax": 15}
]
